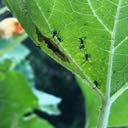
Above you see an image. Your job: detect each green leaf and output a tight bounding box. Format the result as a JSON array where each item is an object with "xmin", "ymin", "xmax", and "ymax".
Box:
[
  {"xmin": 109, "ymin": 90, "xmax": 128, "ymax": 127},
  {"xmin": 5, "ymin": 0, "xmax": 128, "ymax": 95},
  {"xmin": 0, "ymin": 59, "xmax": 12, "ymax": 80},
  {"xmin": 19, "ymin": 115, "xmax": 54, "ymax": 128},
  {"xmin": 0, "ymin": 59, "xmax": 12, "ymax": 72},
  {"xmin": 5, "ymin": 0, "xmax": 103, "ymax": 96},
  {"xmin": 0, "ymin": 71, "xmax": 37, "ymax": 128},
  {"xmin": 77, "ymin": 77, "xmax": 128, "ymax": 127},
  {"xmin": 76, "ymin": 77, "xmax": 101, "ymax": 127}
]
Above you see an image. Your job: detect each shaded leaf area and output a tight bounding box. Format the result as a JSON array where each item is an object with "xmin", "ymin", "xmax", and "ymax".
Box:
[
  {"xmin": 77, "ymin": 77, "xmax": 128, "ymax": 127},
  {"xmin": 24, "ymin": 38, "xmax": 86, "ymax": 128},
  {"xmin": 0, "ymin": 70, "xmax": 36, "ymax": 127},
  {"xmin": 0, "ymin": 60, "xmax": 55, "ymax": 128}
]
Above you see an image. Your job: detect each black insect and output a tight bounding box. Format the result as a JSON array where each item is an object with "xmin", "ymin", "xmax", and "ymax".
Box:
[
  {"xmin": 79, "ymin": 37, "xmax": 91, "ymax": 63},
  {"xmin": 93, "ymin": 80, "xmax": 100, "ymax": 89},
  {"xmin": 57, "ymin": 37, "xmax": 62, "ymax": 42},
  {"xmin": 52, "ymin": 30, "xmax": 62, "ymax": 42},
  {"xmin": 79, "ymin": 37, "xmax": 86, "ymax": 49},
  {"xmin": 52, "ymin": 30, "xmax": 57, "ymax": 38},
  {"xmin": 85, "ymin": 53, "xmax": 91, "ymax": 61}
]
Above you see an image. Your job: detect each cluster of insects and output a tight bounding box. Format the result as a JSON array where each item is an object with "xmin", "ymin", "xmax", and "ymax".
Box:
[
  {"xmin": 79, "ymin": 37, "xmax": 91, "ymax": 62},
  {"xmin": 79, "ymin": 37, "xmax": 100, "ymax": 89}
]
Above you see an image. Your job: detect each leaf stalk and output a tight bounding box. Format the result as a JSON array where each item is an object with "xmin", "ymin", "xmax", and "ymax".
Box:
[{"xmin": 97, "ymin": 98, "xmax": 112, "ymax": 128}]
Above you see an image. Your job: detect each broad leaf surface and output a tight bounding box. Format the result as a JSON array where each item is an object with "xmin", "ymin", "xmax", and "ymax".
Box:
[
  {"xmin": 0, "ymin": 71, "xmax": 37, "ymax": 128},
  {"xmin": 5, "ymin": 0, "xmax": 128, "ymax": 96}
]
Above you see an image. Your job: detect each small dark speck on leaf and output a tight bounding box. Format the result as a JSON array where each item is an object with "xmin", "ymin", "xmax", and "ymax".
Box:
[
  {"xmin": 113, "ymin": 70, "xmax": 116, "ymax": 74},
  {"xmin": 93, "ymin": 80, "xmax": 100, "ymax": 89},
  {"xmin": 84, "ymin": 23, "xmax": 87, "ymax": 26},
  {"xmin": 52, "ymin": 30, "xmax": 62, "ymax": 42},
  {"xmin": 52, "ymin": 30, "xmax": 58, "ymax": 37},
  {"xmin": 47, "ymin": 9, "xmax": 50, "ymax": 13},
  {"xmin": 57, "ymin": 37, "xmax": 62, "ymax": 42}
]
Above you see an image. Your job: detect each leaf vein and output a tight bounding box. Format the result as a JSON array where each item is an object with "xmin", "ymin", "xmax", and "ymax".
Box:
[
  {"xmin": 87, "ymin": 0, "xmax": 112, "ymax": 34},
  {"xmin": 114, "ymin": 36, "xmax": 128, "ymax": 51},
  {"xmin": 34, "ymin": 0, "xmax": 52, "ymax": 31},
  {"xmin": 48, "ymin": 0, "xmax": 57, "ymax": 20},
  {"xmin": 107, "ymin": 0, "xmax": 122, "ymax": 99}
]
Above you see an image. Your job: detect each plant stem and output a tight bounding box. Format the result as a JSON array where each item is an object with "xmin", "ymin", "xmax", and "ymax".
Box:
[{"xmin": 97, "ymin": 99, "xmax": 111, "ymax": 128}]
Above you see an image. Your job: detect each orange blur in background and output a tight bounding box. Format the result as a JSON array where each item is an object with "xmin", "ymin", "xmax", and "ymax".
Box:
[{"xmin": 0, "ymin": 17, "xmax": 24, "ymax": 38}]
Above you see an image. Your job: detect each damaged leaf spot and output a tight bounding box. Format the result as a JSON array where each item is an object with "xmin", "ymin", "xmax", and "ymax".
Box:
[{"xmin": 35, "ymin": 26, "xmax": 69, "ymax": 62}]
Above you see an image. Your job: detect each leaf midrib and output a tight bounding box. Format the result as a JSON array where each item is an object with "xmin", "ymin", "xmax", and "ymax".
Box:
[{"xmin": 106, "ymin": 0, "xmax": 122, "ymax": 99}]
